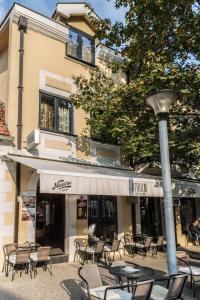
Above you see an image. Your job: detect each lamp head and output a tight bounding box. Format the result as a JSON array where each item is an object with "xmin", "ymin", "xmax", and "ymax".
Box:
[{"xmin": 146, "ymin": 89, "xmax": 179, "ymax": 115}]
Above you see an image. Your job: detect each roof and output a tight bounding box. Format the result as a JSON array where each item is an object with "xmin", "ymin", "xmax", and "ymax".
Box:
[{"xmin": 0, "ymin": 103, "xmax": 10, "ymax": 137}]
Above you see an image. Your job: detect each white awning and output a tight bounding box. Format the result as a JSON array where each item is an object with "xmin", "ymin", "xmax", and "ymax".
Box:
[{"xmin": 7, "ymin": 154, "xmax": 200, "ymax": 198}]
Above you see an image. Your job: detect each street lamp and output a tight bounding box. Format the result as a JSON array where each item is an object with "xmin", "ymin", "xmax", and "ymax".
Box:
[{"xmin": 146, "ymin": 89, "xmax": 179, "ymax": 275}]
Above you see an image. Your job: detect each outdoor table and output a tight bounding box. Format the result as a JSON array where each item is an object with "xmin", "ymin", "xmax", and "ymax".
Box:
[
  {"xmin": 109, "ymin": 263, "xmax": 154, "ymax": 291},
  {"xmin": 17, "ymin": 242, "xmax": 41, "ymax": 252}
]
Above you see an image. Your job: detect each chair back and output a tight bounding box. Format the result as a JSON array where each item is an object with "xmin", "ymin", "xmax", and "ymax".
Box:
[
  {"xmin": 132, "ymin": 279, "xmax": 154, "ymax": 300},
  {"xmin": 165, "ymin": 273, "xmax": 188, "ymax": 299},
  {"xmin": 144, "ymin": 237, "xmax": 153, "ymax": 248},
  {"xmin": 15, "ymin": 249, "xmax": 30, "ymax": 264},
  {"xmin": 78, "ymin": 264, "xmax": 102, "ymax": 289},
  {"xmin": 156, "ymin": 236, "xmax": 164, "ymax": 247},
  {"xmin": 111, "ymin": 240, "xmax": 120, "ymax": 252},
  {"xmin": 124, "ymin": 233, "xmax": 133, "ymax": 244},
  {"xmin": 38, "ymin": 246, "xmax": 51, "ymax": 261},
  {"xmin": 95, "ymin": 241, "xmax": 105, "ymax": 254},
  {"xmin": 3, "ymin": 243, "xmax": 17, "ymax": 256},
  {"xmin": 74, "ymin": 238, "xmax": 87, "ymax": 248}
]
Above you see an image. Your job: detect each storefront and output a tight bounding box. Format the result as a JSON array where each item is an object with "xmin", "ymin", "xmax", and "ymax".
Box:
[{"xmin": 5, "ymin": 153, "xmax": 200, "ymax": 261}]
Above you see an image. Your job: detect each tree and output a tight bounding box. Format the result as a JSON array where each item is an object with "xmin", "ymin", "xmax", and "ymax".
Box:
[{"xmin": 71, "ymin": 0, "xmax": 200, "ymax": 175}]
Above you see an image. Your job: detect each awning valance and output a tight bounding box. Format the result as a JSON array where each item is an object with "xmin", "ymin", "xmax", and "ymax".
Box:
[{"xmin": 7, "ymin": 154, "xmax": 200, "ymax": 198}]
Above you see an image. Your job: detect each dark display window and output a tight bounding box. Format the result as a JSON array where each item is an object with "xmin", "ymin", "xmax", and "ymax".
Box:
[{"xmin": 88, "ymin": 196, "xmax": 118, "ymax": 242}]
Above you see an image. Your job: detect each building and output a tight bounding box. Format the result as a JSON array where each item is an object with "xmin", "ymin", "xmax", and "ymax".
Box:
[{"xmin": 0, "ymin": 2, "xmax": 200, "ymax": 264}]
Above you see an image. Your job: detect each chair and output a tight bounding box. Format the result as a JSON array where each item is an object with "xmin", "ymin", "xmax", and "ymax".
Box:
[
  {"xmin": 7, "ymin": 249, "xmax": 31, "ymax": 281},
  {"xmin": 84, "ymin": 241, "xmax": 105, "ymax": 264},
  {"xmin": 78, "ymin": 264, "xmax": 154, "ymax": 300},
  {"xmin": 150, "ymin": 273, "xmax": 188, "ymax": 300},
  {"xmin": 103, "ymin": 240, "xmax": 122, "ymax": 265},
  {"xmin": 151, "ymin": 236, "xmax": 164, "ymax": 258},
  {"xmin": 30, "ymin": 246, "xmax": 52, "ymax": 278},
  {"xmin": 177, "ymin": 256, "xmax": 200, "ymax": 299},
  {"xmin": 73, "ymin": 238, "xmax": 88, "ymax": 262},
  {"xmin": 123, "ymin": 233, "xmax": 135, "ymax": 256},
  {"xmin": 186, "ymin": 229, "xmax": 199, "ymax": 246},
  {"xmin": 2, "ymin": 243, "xmax": 17, "ymax": 276},
  {"xmin": 135, "ymin": 236, "xmax": 153, "ymax": 258}
]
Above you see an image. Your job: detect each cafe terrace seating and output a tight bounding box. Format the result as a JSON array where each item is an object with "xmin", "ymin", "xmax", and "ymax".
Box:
[
  {"xmin": 103, "ymin": 240, "xmax": 122, "ymax": 265},
  {"xmin": 2, "ymin": 242, "xmax": 53, "ymax": 281},
  {"xmin": 78, "ymin": 264, "xmax": 154, "ymax": 300},
  {"xmin": 2, "ymin": 243, "xmax": 17, "ymax": 277},
  {"xmin": 30, "ymin": 246, "xmax": 52, "ymax": 278},
  {"xmin": 134, "ymin": 236, "xmax": 153, "ymax": 258},
  {"xmin": 150, "ymin": 273, "xmax": 188, "ymax": 300},
  {"xmin": 177, "ymin": 254, "xmax": 200, "ymax": 299},
  {"xmin": 7, "ymin": 249, "xmax": 31, "ymax": 281},
  {"xmin": 83, "ymin": 241, "xmax": 105, "ymax": 264},
  {"xmin": 150, "ymin": 236, "xmax": 165, "ymax": 258}
]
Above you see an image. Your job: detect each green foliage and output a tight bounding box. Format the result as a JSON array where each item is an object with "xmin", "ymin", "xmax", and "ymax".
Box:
[{"xmin": 71, "ymin": 0, "xmax": 200, "ymax": 174}]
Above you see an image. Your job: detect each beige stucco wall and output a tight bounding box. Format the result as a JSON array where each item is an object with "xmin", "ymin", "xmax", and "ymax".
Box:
[
  {"xmin": 7, "ymin": 21, "xmax": 92, "ymax": 148},
  {"xmin": 0, "ymin": 44, "xmax": 9, "ymax": 104},
  {"xmin": 117, "ymin": 196, "xmax": 132, "ymax": 240},
  {"xmin": 18, "ymin": 165, "xmax": 34, "ymax": 243},
  {"xmin": 67, "ymin": 17, "xmax": 95, "ymax": 37}
]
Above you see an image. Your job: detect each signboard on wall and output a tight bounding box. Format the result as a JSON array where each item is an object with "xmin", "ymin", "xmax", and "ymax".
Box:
[{"xmin": 77, "ymin": 196, "xmax": 88, "ymax": 220}]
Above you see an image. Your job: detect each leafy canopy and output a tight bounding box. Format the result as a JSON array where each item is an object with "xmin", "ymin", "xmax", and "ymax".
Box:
[{"xmin": 71, "ymin": 0, "xmax": 200, "ymax": 174}]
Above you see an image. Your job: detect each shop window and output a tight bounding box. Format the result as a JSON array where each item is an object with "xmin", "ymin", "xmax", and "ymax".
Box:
[
  {"xmin": 40, "ymin": 93, "xmax": 73, "ymax": 134},
  {"xmin": 67, "ymin": 28, "xmax": 95, "ymax": 65},
  {"xmin": 180, "ymin": 198, "xmax": 195, "ymax": 233},
  {"xmin": 102, "ymin": 200, "xmax": 115, "ymax": 218},
  {"xmin": 90, "ymin": 200, "xmax": 99, "ymax": 218}
]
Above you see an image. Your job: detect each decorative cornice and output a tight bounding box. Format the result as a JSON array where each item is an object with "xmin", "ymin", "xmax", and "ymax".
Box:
[{"xmin": 12, "ymin": 10, "xmax": 68, "ymax": 44}]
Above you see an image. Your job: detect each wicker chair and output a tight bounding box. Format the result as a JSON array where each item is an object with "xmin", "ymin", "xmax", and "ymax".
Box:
[
  {"xmin": 30, "ymin": 246, "xmax": 52, "ymax": 277},
  {"xmin": 78, "ymin": 264, "xmax": 154, "ymax": 300},
  {"xmin": 103, "ymin": 240, "xmax": 122, "ymax": 265},
  {"xmin": 177, "ymin": 256, "xmax": 200, "ymax": 299},
  {"xmin": 7, "ymin": 249, "xmax": 31, "ymax": 281},
  {"xmin": 151, "ymin": 236, "xmax": 164, "ymax": 258},
  {"xmin": 134, "ymin": 236, "xmax": 153, "ymax": 258},
  {"xmin": 2, "ymin": 243, "xmax": 17, "ymax": 276},
  {"xmin": 123, "ymin": 233, "xmax": 135, "ymax": 256},
  {"xmin": 84, "ymin": 241, "xmax": 105, "ymax": 264},
  {"xmin": 73, "ymin": 238, "xmax": 88, "ymax": 262},
  {"xmin": 150, "ymin": 273, "xmax": 188, "ymax": 300}
]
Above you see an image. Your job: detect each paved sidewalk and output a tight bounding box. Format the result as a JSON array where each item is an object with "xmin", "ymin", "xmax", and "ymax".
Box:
[{"xmin": 0, "ymin": 253, "xmax": 198, "ymax": 299}]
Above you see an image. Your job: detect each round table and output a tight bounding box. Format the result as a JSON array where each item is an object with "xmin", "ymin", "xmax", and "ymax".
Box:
[
  {"xmin": 110, "ymin": 263, "xmax": 154, "ymax": 287},
  {"xmin": 17, "ymin": 242, "xmax": 41, "ymax": 252}
]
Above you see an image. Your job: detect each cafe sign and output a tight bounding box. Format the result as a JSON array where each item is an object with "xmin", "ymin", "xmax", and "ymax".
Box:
[
  {"xmin": 133, "ymin": 183, "xmax": 148, "ymax": 196},
  {"xmin": 52, "ymin": 180, "xmax": 72, "ymax": 192}
]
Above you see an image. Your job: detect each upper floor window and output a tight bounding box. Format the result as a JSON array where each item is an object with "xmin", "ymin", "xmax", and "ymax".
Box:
[
  {"xmin": 40, "ymin": 93, "xmax": 73, "ymax": 134},
  {"xmin": 67, "ymin": 28, "xmax": 95, "ymax": 65}
]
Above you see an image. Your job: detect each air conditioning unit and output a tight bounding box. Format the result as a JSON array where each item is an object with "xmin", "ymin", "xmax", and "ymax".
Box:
[{"xmin": 27, "ymin": 129, "xmax": 40, "ymax": 150}]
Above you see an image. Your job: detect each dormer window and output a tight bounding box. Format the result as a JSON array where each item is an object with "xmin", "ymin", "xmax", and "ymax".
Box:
[{"xmin": 67, "ymin": 28, "xmax": 95, "ymax": 65}]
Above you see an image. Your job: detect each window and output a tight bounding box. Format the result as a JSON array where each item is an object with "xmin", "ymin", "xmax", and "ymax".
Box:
[
  {"xmin": 40, "ymin": 93, "xmax": 73, "ymax": 134},
  {"xmin": 67, "ymin": 28, "xmax": 95, "ymax": 65},
  {"xmin": 90, "ymin": 200, "xmax": 99, "ymax": 218}
]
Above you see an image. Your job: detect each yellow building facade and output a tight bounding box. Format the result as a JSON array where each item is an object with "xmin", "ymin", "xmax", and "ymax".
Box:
[{"xmin": 0, "ymin": 2, "xmax": 200, "ymax": 265}]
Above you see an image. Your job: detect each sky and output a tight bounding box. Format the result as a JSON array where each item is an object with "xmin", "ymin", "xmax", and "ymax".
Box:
[{"xmin": 0, "ymin": 0, "xmax": 127, "ymax": 24}]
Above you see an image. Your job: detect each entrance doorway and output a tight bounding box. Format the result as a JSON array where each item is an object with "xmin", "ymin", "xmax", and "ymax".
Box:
[
  {"xmin": 88, "ymin": 196, "xmax": 118, "ymax": 242},
  {"xmin": 36, "ymin": 192, "xmax": 65, "ymax": 253}
]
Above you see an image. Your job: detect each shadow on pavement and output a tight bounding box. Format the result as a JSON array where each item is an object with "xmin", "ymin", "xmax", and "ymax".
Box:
[
  {"xmin": 61, "ymin": 279, "xmax": 87, "ymax": 300},
  {"xmin": 0, "ymin": 288, "xmax": 24, "ymax": 300}
]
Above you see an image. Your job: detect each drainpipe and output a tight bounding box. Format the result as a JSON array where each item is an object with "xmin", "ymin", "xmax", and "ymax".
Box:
[{"xmin": 14, "ymin": 16, "xmax": 28, "ymax": 243}]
